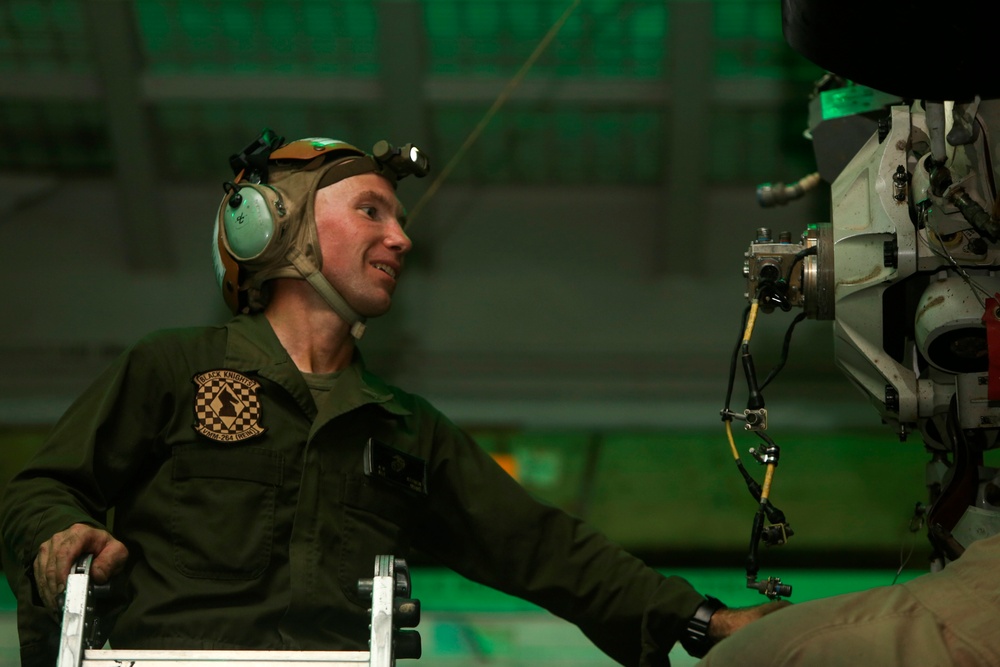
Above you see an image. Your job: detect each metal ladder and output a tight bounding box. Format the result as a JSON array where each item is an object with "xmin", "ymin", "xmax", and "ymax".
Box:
[{"xmin": 56, "ymin": 554, "xmax": 421, "ymax": 667}]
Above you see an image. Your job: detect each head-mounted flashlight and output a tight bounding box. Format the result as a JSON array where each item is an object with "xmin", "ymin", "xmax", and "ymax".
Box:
[
  {"xmin": 228, "ymin": 130, "xmax": 430, "ymax": 189},
  {"xmin": 373, "ymin": 140, "xmax": 430, "ymax": 180}
]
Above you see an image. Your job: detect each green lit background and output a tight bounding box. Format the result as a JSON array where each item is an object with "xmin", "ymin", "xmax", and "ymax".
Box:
[
  {"xmin": 0, "ymin": 1, "xmax": 951, "ymax": 665},
  {"xmin": 0, "ymin": 0, "xmax": 819, "ymax": 182}
]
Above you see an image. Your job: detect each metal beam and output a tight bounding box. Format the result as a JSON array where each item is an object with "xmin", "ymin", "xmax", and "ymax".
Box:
[
  {"xmin": 2, "ymin": 72, "xmax": 787, "ymax": 108},
  {"xmin": 141, "ymin": 74, "xmax": 380, "ymax": 102},
  {"xmin": 375, "ymin": 1, "xmax": 430, "ymax": 141},
  {"xmin": 374, "ymin": 0, "xmax": 436, "ymax": 253},
  {"xmin": 657, "ymin": 0, "xmax": 714, "ymax": 275},
  {"xmin": 423, "ymin": 77, "xmax": 666, "ymax": 104},
  {"xmin": 83, "ymin": 0, "xmax": 171, "ymax": 271},
  {"xmin": 0, "ymin": 73, "xmax": 101, "ymax": 100}
]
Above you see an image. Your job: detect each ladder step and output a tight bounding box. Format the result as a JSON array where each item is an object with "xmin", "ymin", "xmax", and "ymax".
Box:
[
  {"xmin": 58, "ymin": 554, "xmax": 418, "ymax": 667},
  {"xmin": 81, "ymin": 648, "xmax": 372, "ymax": 666}
]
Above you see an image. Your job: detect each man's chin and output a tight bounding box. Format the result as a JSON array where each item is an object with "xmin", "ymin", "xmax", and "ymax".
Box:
[{"xmin": 356, "ymin": 297, "xmax": 394, "ymax": 319}]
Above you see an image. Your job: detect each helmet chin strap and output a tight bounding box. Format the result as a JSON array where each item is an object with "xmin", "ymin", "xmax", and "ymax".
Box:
[{"xmin": 287, "ymin": 247, "xmax": 367, "ymax": 340}]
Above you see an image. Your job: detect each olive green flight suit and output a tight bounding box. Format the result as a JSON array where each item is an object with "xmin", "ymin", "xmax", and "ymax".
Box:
[{"xmin": 1, "ymin": 314, "xmax": 704, "ymax": 667}]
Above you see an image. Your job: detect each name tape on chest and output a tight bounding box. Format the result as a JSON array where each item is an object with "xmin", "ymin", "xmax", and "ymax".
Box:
[
  {"xmin": 364, "ymin": 438, "xmax": 428, "ymax": 496},
  {"xmin": 193, "ymin": 369, "xmax": 267, "ymax": 443}
]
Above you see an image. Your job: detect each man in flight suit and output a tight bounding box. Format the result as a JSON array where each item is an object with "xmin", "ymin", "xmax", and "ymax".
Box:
[{"xmin": 1, "ymin": 131, "xmax": 788, "ymax": 667}]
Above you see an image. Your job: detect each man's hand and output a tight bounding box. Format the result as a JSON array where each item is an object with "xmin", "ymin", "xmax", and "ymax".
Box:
[
  {"xmin": 33, "ymin": 523, "xmax": 129, "ymax": 610},
  {"xmin": 708, "ymin": 600, "xmax": 792, "ymax": 642}
]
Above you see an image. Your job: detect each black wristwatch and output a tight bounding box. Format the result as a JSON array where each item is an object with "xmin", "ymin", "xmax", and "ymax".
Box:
[{"xmin": 680, "ymin": 595, "xmax": 727, "ymax": 658}]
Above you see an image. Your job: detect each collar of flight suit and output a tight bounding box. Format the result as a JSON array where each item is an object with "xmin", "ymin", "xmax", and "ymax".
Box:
[{"xmin": 221, "ymin": 313, "xmax": 412, "ymax": 426}]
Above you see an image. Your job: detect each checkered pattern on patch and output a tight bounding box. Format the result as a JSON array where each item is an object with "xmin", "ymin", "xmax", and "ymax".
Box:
[{"xmin": 195, "ymin": 378, "xmax": 261, "ymax": 434}]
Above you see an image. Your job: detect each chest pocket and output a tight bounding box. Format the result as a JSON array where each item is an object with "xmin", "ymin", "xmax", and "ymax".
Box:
[
  {"xmin": 171, "ymin": 446, "xmax": 283, "ymax": 579},
  {"xmin": 337, "ymin": 475, "xmax": 421, "ymax": 604}
]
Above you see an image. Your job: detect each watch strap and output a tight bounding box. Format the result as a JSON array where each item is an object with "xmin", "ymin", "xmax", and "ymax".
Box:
[{"xmin": 680, "ymin": 595, "xmax": 727, "ymax": 658}]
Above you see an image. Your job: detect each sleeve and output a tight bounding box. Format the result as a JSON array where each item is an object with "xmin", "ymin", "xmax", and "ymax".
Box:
[
  {"xmin": 409, "ymin": 404, "xmax": 705, "ymax": 667},
  {"xmin": 0, "ymin": 337, "xmax": 177, "ymax": 664}
]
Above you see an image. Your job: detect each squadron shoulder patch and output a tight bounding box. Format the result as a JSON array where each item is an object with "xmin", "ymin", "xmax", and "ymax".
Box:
[{"xmin": 193, "ymin": 369, "xmax": 266, "ymax": 443}]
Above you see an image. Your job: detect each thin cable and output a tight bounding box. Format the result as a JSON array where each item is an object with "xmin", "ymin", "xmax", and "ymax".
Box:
[
  {"xmin": 924, "ymin": 233, "xmax": 993, "ymax": 305},
  {"xmin": 741, "ymin": 298, "xmax": 766, "ymax": 412},
  {"xmin": 892, "ymin": 530, "xmax": 918, "ymax": 585},
  {"xmin": 743, "ymin": 301, "xmax": 761, "ymax": 347},
  {"xmin": 724, "ymin": 305, "xmax": 752, "ymax": 413},
  {"xmin": 406, "ymin": 0, "xmax": 583, "ymax": 227},
  {"xmin": 784, "ymin": 245, "xmax": 817, "ymax": 283},
  {"xmin": 725, "ymin": 420, "xmax": 740, "ymax": 460},
  {"xmin": 760, "ymin": 311, "xmax": 808, "ymax": 391},
  {"xmin": 921, "ymin": 216, "xmax": 995, "ymax": 307},
  {"xmin": 893, "ymin": 510, "xmax": 924, "ymax": 584},
  {"xmin": 760, "ymin": 464, "xmax": 776, "ymax": 501}
]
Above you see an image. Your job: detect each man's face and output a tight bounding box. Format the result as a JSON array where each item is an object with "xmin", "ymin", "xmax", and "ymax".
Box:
[{"xmin": 313, "ymin": 172, "xmax": 412, "ymax": 318}]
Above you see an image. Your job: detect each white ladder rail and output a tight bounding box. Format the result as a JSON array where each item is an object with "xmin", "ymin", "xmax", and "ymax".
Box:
[{"xmin": 56, "ymin": 554, "xmax": 418, "ymax": 667}]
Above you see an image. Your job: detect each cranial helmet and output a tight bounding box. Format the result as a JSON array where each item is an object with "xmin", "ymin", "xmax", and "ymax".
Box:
[{"xmin": 212, "ymin": 128, "xmax": 429, "ymax": 339}]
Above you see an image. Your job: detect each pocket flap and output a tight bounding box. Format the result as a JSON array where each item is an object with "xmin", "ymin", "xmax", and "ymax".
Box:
[{"xmin": 173, "ymin": 447, "xmax": 282, "ymax": 486}]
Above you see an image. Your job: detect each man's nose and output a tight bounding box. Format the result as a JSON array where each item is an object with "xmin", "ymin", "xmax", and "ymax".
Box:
[{"xmin": 387, "ymin": 219, "xmax": 412, "ymax": 254}]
